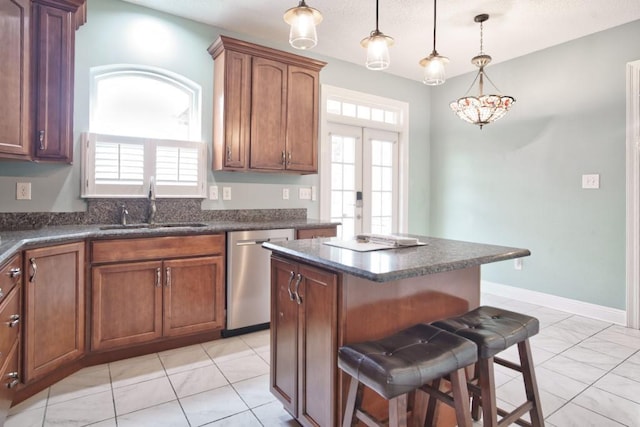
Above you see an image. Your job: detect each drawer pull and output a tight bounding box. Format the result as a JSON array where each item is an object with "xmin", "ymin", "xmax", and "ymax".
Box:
[
  {"xmin": 9, "ymin": 268, "xmax": 21, "ymax": 279},
  {"xmin": 8, "ymin": 315, "xmax": 19, "ymax": 328},
  {"xmin": 6, "ymin": 373, "xmax": 19, "ymax": 389},
  {"xmin": 29, "ymin": 258, "xmax": 37, "ymax": 283}
]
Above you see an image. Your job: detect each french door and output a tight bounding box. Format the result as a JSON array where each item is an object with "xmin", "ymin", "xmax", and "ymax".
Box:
[{"xmin": 327, "ymin": 123, "xmax": 399, "ymax": 239}]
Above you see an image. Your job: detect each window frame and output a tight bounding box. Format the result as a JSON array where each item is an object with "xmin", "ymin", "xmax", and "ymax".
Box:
[{"xmin": 83, "ymin": 64, "xmax": 206, "ymax": 199}]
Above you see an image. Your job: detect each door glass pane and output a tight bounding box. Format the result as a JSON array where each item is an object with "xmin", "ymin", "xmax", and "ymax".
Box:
[
  {"xmin": 368, "ymin": 137, "xmax": 396, "ymax": 235},
  {"xmin": 330, "ymin": 131, "xmax": 358, "ymax": 239}
]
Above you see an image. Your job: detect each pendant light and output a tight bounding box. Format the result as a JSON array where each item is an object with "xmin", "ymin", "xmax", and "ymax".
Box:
[
  {"xmin": 420, "ymin": 0, "xmax": 448, "ymax": 85},
  {"xmin": 450, "ymin": 14, "xmax": 515, "ymax": 129},
  {"xmin": 361, "ymin": 0, "xmax": 394, "ymax": 70},
  {"xmin": 283, "ymin": 0, "xmax": 323, "ymax": 50}
]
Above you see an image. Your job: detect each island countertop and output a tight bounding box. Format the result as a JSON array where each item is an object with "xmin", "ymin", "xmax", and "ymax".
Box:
[{"xmin": 263, "ymin": 235, "xmax": 530, "ymax": 282}]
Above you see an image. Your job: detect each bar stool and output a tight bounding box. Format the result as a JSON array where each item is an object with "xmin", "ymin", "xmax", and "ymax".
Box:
[
  {"xmin": 338, "ymin": 323, "xmax": 477, "ymax": 427},
  {"xmin": 432, "ymin": 306, "xmax": 544, "ymax": 427}
]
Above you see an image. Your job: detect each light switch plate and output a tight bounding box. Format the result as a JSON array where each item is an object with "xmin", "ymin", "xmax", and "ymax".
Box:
[
  {"xmin": 299, "ymin": 187, "xmax": 311, "ymax": 200},
  {"xmin": 282, "ymin": 188, "xmax": 290, "ymax": 200}
]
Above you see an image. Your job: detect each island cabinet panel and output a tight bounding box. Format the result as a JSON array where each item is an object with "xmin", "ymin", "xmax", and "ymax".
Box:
[
  {"xmin": 0, "ymin": 0, "xmax": 31, "ymax": 159},
  {"xmin": 270, "ymin": 256, "xmax": 338, "ymax": 427},
  {"xmin": 23, "ymin": 242, "xmax": 85, "ymax": 382},
  {"xmin": 90, "ymin": 234, "xmax": 226, "ymax": 351},
  {"xmin": 209, "ymin": 35, "xmax": 325, "ymax": 174}
]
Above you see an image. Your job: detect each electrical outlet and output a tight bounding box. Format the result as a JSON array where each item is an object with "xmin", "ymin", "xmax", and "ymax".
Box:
[
  {"xmin": 282, "ymin": 188, "xmax": 290, "ymax": 200},
  {"xmin": 209, "ymin": 185, "xmax": 218, "ymax": 200},
  {"xmin": 222, "ymin": 186, "xmax": 232, "ymax": 200},
  {"xmin": 16, "ymin": 182, "xmax": 31, "ymax": 200},
  {"xmin": 299, "ymin": 187, "xmax": 311, "ymax": 200}
]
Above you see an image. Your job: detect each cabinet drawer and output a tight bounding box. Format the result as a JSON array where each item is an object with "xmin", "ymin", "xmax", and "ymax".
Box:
[
  {"xmin": 296, "ymin": 227, "xmax": 337, "ymax": 240},
  {"xmin": 0, "ymin": 340, "xmax": 19, "ymax": 418},
  {"xmin": 0, "ymin": 288, "xmax": 20, "ymax": 367},
  {"xmin": 0, "ymin": 255, "xmax": 21, "ymax": 305},
  {"xmin": 91, "ymin": 234, "xmax": 225, "ymax": 263}
]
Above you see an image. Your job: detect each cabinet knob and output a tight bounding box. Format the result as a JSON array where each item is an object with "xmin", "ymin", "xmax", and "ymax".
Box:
[
  {"xmin": 38, "ymin": 130, "xmax": 45, "ymax": 150},
  {"xmin": 9, "ymin": 268, "xmax": 21, "ymax": 279},
  {"xmin": 8, "ymin": 314, "xmax": 19, "ymax": 328}
]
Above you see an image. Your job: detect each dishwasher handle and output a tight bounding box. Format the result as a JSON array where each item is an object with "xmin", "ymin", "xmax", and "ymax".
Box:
[{"xmin": 236, "ymin": 237, "xmax": 290, "ymax": 246}]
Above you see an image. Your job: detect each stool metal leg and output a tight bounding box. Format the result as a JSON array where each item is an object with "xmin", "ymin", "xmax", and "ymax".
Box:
[
  {"xmin": 518, "ymin": 340, "xmax": 544, "ymax": 427},
  {"xmin": 479, "ymin": 357, "xmax": 498, "ymax": 427}
]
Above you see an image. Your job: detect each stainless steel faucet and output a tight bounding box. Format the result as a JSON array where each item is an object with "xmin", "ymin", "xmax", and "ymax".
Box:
[
  {"xmin": 148, "ymin": 176, "xmax": 157, "ymax": 224},
  {"xmin": 120, "ymin": 204, "xmax": 129, "ymax": 225}
]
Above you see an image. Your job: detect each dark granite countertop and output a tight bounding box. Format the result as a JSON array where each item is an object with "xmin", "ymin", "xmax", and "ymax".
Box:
[
  {"xmin": 263, "ymin": 235, "xmax": 530, "ymax": 283},
  {"xmin": 0, "ymin": 219, "xmax": 338, "ymax": 266}
]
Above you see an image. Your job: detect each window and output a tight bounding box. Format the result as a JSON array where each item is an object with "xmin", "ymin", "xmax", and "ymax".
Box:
[{"xmin": 82, "ymin": 65, "xmax": 205, "ymax": 198}]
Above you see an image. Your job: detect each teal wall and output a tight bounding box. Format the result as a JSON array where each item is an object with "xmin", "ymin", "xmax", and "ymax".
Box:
[
  {"xmin": 0, "ymin": 0, "xmax": 431, "ymax": 234},
  {"xmin": 429, "ymin": 20, "xmax": 640, "ymax": 310}
]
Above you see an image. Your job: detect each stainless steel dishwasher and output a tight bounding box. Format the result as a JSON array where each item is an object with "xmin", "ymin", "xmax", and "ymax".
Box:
[{"xmin": 224, "ymin": 228, "xmax": 295, "ymax": 336}]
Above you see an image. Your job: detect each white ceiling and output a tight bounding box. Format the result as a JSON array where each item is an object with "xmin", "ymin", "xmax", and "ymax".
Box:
[{"xmin": 120, "ymin": 0, "xmax": 640, "ymax": 82}]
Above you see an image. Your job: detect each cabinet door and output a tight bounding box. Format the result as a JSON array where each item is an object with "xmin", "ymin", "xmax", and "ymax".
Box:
[
  {"xmin": 270, "ymin": 257, "xmax": 299, "ymax": 416},
  {"xmin": 32, "ymin": 3, "xmax": 75, "ymax": 162},
  {"xmin": 297, "ymin": 264, "xmax": 338, "ymax": 427},
  {"xmin": 213, "ymin": 50, "xmax": 251, "ymax": 170},
  {"xmin": 0, "ymin": 0, "xmax": 31, "ymax": 158},
  {"xmin": 250, "ymin": 57, "xmax": 287, "ymax": 171},
  {"xmin": 286, "ymin": 66, "xmax": 319, "ymax": 173},
  {"xmin": 163, "ymin": 256, "xmax": 224, "ymax": 337},
  {"xmin": 91, "ymin": 261, "xmax": 163, "ymax": 350},
  {"xmin": 24, "ymin": 242, "xmax": 85, "ymax": 382}
]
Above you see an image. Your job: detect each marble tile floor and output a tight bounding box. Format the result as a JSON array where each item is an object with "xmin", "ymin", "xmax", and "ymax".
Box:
[{"xmin": 6, "ymin": 293, "xmax": 640, "ymax": 427}]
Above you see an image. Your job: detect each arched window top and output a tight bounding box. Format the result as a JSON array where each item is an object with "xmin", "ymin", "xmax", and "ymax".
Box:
[{"xmin": 90, "ymin": 64, "xmax": 202, "ymax": 141}]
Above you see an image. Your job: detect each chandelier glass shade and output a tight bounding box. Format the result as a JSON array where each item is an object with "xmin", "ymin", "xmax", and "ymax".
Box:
[
  {"xmin": 450, "ymin": 14, "xmax": 515, "ymax": 128},
  {"xmin": 283, "ymin": 0, "xmax": 323, "ymax": 50},
  {"xmin": 420, "ymin": 0, "xmax": 448, "ymax": 85},
  {"xmin": 361, "ymin": 0, "xmax": 394, "ymax": 70}
]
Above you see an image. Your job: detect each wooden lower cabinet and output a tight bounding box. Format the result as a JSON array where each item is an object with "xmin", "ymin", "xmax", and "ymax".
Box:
[
  {"xmin": 90, "ymin": 235, "xmax": 225, "ymax": 351},
  {"xmin": 295, "ymin": 226, "xmax": 337, "ymax": 240},
  {"xmin": 23, "ymin": 242, "xmax": 85, "ymax": 382},
  {"xmin": 270, "ymin": 256, "xmax": 338, "ymax": 427}
]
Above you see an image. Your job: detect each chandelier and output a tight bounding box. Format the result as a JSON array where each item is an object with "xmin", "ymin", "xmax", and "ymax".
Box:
[
  {"xmin": 450, "ymin": 14, "xmax": 515, "ymax": 129},
  {"xmin": 283, "ymin": 0, "xmax": 323, "ymax": 50},
  {"xmin": 419, "ymin": 0, "xmax": 448, "ymax": 85},
  {"xmin": 361, "ymin": 0, "xmax": 394, "ymax": 70}
]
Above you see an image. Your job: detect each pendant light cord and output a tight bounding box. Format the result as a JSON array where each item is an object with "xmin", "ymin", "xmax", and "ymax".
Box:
[
  {"xmin": 375, "ymin": 0, "xmax": 380, "ymax": 32},
  {"xmin": 432, "ymin": 0, "xmax": 437, "ymax": 53}
]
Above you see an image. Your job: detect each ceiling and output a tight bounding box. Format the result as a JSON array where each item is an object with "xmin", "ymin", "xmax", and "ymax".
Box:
[{"xmin": 120, "ymin": 0, "xmax": 640, "ymax": 82}]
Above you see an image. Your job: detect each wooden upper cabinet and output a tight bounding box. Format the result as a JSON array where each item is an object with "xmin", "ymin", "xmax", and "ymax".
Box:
[
  {"xmin": 0, "ymin": 0, "xmax": 31, "ymax": 159},
  {"xmin": 0, "ymin": 0, "xmax": 85, "ymax": 163},
  {"xmin": 32, "ymin": 1, "xmax": 77, "ymax": 163},
  {"xmin": 250, "ymin": 57, "xmax": 288, "ymax": 170},
  {"xmin": 209, "ymin": 35, "xmax": 326, "ymax": 174}
]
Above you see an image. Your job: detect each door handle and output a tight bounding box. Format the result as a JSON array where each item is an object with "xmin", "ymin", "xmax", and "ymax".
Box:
[
  {"xmin": 29, "ymin": 258, "xmax": 37, "ymax": 283},
  {"xmin": 155, "ymin": 267, "xmax": 161, "ymax": 287},
  {"xmin": 294, "ymin": 274, "xmax": 303, "ymax": 305},
  {"xmin": 165, "ymin": 267, "xmax": 171, "ymax": 287},
  {"xmin": 286, "ymin": 271, "xmax": 295, "ymax": 301}
]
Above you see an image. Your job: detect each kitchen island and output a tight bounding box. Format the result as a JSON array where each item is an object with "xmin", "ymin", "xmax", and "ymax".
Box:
[{"xmin": 263, "ymin": 235, "xmax": 530, "ymax": 427}]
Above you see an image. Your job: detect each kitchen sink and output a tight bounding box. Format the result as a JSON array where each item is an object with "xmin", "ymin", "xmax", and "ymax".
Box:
[{"xmin": 99, "ymin": 222, "xmax": 208, "ymax": 230}]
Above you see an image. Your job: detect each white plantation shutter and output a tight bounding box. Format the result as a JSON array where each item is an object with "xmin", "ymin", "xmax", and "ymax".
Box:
[{"xmin": 82, "ymin": 133, "xmax": 205, "ymax": 198}]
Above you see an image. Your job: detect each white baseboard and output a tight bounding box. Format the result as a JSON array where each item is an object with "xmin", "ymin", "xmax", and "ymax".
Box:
[{"xmin": 481, "ymin": 281, "xmax": 627, "ymax": 326}]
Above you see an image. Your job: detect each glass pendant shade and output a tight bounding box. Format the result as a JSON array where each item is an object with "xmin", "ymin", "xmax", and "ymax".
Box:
[
  {"xmin": 283, "ymin": 1, "xmax": 323, "ymax": 50},
  {"xmin": 420, "ymin": 53, "xmax": 449, "ymax": 85},
  {"xmin": 361, "ymin": 31, "xmax": 394, "ymax": 70},
  {"xmin": 450, "ymin": 14, "xmax": 515, "ymax": 128}
]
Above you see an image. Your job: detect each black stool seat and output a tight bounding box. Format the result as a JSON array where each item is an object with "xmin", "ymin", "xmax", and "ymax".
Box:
[
  {"xmin": 338, "ymin": 323, "xmax": 477, "ymax": 400},
  {"xmin": 432, "ymin": 306, "xmax": 539, "ymax": 358}
]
